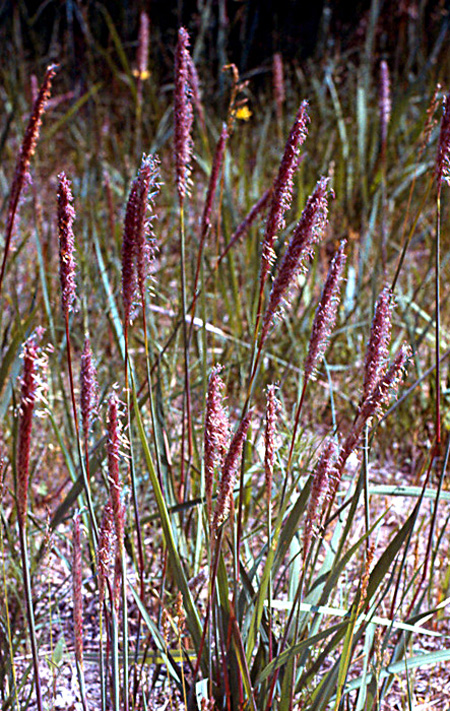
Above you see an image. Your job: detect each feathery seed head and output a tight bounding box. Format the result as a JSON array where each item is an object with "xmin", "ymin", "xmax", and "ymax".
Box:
[
  {"xmin": 361, "ymin": 342, "xmax": 412, "ymax": 420},
  {"xmin": 187, "ymin": 53, "xmax": 206, "ymax": 130},
  {"xmin": 213, "ymin": 410, "xmax": 252, "ymax": 532},
  {"xmin": 362, "ymin": 286, "xmax": 393, "ymax": 405},
  {"xmin": 57, "ymin": 172, "xmax": 77, "ymax": 316},
  {"xmin": 97, "ymin": 500, "xmax": 115, "ymax": 605},
  {"xmin": 17, "ymin": 331, "xmax": 45, "ymax": 527},
  {"xmin": 107, "ymin": 393, "xmax": 125, "ymax": 548},
  {"xmin": 204, "ymin": 365, "xmax": 230, "ymax": 523},
  {"xmin": 260, "ymin": 101, "xmax": 309, "ymax": 285},
  {"xmin": 174, "ymin": 27, "xmax": 194, "ymax": 203},
  {"xmin": 304, "ymin": 439, "xmax": 337, "ymax": 558},
  {"xmin": 422, "ymin": 84, "xmax": 441, "ymax": 154},
  {"xmin": 436, "ymin": 91, "xmax": 450, "ymax": 191},
  {"xmin": 122, "ymin": 154, "xmax": 160, "ymax": 326},
  {"xmin": 201, "ymin": 124, "xmax": 228, "ymax": 241},
  {"xmin": 304, "ymin": 240, "xmax": 347, "ymax": 381},
  {"xmin": 0, "ymin": 65, "xmax": 57, "ymax": 298},
  {"xmin": 261, "ymin": 176, "xmax": 331, "ymax": 343},
  {"xmin": 265, "ymin": 384, "xmax": 280, "ymax": 504},
  {"xmin": 11, "ymin": 64, "xmax": 57, "ymax": 200},
  {"xmin": 337, "ymin": 342, "xmax": 412, "ymax": 484},
  {"xmin": 80, "ymin": 336, "xmax": 98, "ymax": 443}
]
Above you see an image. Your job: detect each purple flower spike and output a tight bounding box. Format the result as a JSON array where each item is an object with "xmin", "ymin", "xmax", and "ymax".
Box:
[
  {"xmin": 213, "ymin": 411, "xmax": 252, "ymax": 532},
  {"xmin": 260, "ymin": 101, "xmax": 309, "ymax": 288},
  {"xmin": 436, "ymin": 91, "xmax": 450, "ymax": 191},
  {"xmin": 261, "ymin": 177, "xmax": 331, "ymax": 344},
  {"xmin": 80, "ymin": 337, "xmax": 99, "ymax": 443},
  {"xmin": 304, "ymin": 241, "xmax": 347, "ymax": 381},
  {"xmin": 122, "ymin": 154, "xmax": 160, "ymax": 327},
  {"xmin": 174, "ymin": 27, "xmax": 194, "ymax": 204},
  {"xmin": 57, "ymin": 172, "xmax": 77, "ymax": 317},
  {"xmin": 204, "ymin": 365, "xmax": 230, "ymax": 524}
]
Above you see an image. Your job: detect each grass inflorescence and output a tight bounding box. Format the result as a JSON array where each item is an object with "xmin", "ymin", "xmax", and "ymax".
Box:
[{"xmin": 1, "ymin": 10, "xmax": 450, "ymax": 711}]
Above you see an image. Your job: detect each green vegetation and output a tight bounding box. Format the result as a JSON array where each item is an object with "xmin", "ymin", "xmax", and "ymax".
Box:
[{"xmin": 1, "ymin": 6, "xmax": 450, "ymax": 710}]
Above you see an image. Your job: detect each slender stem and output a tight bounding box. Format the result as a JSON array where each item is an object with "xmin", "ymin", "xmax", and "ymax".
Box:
[
  {"xmin": 18, "ymin": 519, "xmax": 43, "ymax": 711},
  {"xmin": 362, "ymin": 425, "xmax": 370, "ymax": 552},
  {"xmin": 391, "ymin": 178, "xmax": 432, "ymax": 292},
  {"xmin": 179, "ymin": 204, "xmax": 193, "ymax": 501},
  {"xmin": 1, "ymin": 512, "xmax": 19, "ymax": 708},
  {"xmin": 99, "ymin": 609, "xmax": 106, "ymax": 711},
  {"xmin": 0, "ymin": 189, "xmax": 21, "ymax": 300},
  {"xmin": 286, "ymin": 378, "xmax": 308, "ymax": 472},
  {"xmin": 131, "ymin": 297, "xmax": 164, "ymax": 706},
  {"xmin": 111, "ymin": 598, "xmax": 120, "ymax": 711},
  {"xmin": 124, "ymin": 328, "xmax": 145, "ymax": 583},
  {"xmin": 64, "ymin": 313, "xmax": 98, "ymax": 544},
  {"xmin": 435, "ymin": 188, "xmax": 441, "ymax": 447},
  {"xmin": 121, "ymin": 549, "xmax": 129, "ymax": 711},
  {"xmin": 188, "ymin": 527, "xmax": 224, "ymax": 709},
  {"xmin": 75, "ymin": 658, "xmax": 89, "ymax": 711},
  {"xmin": 124, "ymin": 327, "xmax": 145, "ymax": 709}
]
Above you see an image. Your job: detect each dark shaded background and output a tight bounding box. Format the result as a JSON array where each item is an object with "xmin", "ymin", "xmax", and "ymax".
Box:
[{"xmin": 0, "ymin": 1, "xmax": 448, "ymax": 81}]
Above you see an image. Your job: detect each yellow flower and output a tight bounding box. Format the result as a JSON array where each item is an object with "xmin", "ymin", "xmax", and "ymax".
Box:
[
  {"xmin": 234, "ymin": 105, "xmax": 252, "ymax": 121},
  {"xmin": 133, "ymin": 69, "xmax": 151, "ymax": 80}
]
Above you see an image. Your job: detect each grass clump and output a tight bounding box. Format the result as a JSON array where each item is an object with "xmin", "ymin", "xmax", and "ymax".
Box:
[{"xmin": 1, "ymin": 10, "xmax": 450, "ymax": 711}]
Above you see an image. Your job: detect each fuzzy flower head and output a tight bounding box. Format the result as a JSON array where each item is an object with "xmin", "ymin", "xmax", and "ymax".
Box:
[
  {"xmin": 355, "ymin": 343, "xmax": 412, "ymax": 436},
  {"xmin": 204, "ymin": 365, "xmax": 230, "ymax": 523},
  {"xmin": 80, "ymin": 336, "xmax": 99, "ymax": 442},
  {"xmin": 10, "ymin": 65, "xmax": 57, "ymax": 208},
  {"xmin": 57, "ymin": 172, "xmax": 77, "ymax": 316},
  {"xmin": 436, "ymin": 91, "xmax": 450, "ymax": 191},
  {"xmin": 304, "ymin": 240, "xmax": 347, "ymax": 381},
  {"xmin": 336, "ymin": 343, "xmax": 412, "ymax": 488},
  {"xmin": 174, "ymin": 27, "xmax": 194, "ymax": 203},
  {"xmin": 121, "ymin": 154, "xmax": 160, "ymax": 326},
  {"xmin": 187, "ymin": 53, "xmax": 206, "ymax": 130},
  {"xmin": 0, "ymin": 65, "xmax": 57, "ymax": 298},
  {"xmin": 200, "ymin": 124, "xmax": 228, "ymax": 242},
  {"xmin": 362, "ymin": 286, "xmax": 394, "ymax": 405},
  {"xmin": 213, "ymin": 411, "xmax": 252, "ymax": 532},
  {"xmin": 304, "ymin": 439, "xmax": 337, "ymax": 559},
  {"xmin": 16, "ymin": 328, "xmax": 48, "ymax": 526},
  {"xmin": 106, "ymin": 392, "xmax": 128, "ymax": 549},
  {"xmin": 97, "ymin": 500, "xmax": 115, "ymax": 605},
  {"xmin": 260, "ymin": 101, "xmax": 309, "ymax": 285},
  {"xmin": 261, "ymin": 177, "xmax": 331, "ymax": 343}
]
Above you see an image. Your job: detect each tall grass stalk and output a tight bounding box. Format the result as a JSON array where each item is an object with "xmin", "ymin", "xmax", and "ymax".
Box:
[
  {"xmin": 0, "ymin": 467, "xmax": 18, "ymax": 709},
  {"xmin": 73, "ymin": 512, "xmax": 89, "ymax": 711},
  {"xmin": 57, "ymin": 173, "xmax": 98, "ymax": 544},
  {"xmin": 0, "ymin": 65, "xmax": 56, "ymax": 300},
  {"xmin": 121, "ymin": 154, "xmax": 161, "ymax": 699},
  {"xmin": 174, "ymin": 27, "xmax": 195, "ymax": 497},
  {"xmin": 15, "ymin": 335, "xmax": 43, "ymax": 711}
]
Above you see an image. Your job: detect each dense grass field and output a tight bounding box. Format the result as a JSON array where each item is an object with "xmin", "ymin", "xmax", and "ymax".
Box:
[{"xmin": 2, "ymin": 5, "xmax": 450, "ymax": 710}]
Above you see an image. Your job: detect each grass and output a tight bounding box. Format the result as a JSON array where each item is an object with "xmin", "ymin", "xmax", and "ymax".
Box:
[{"xmin": 1, "ymin": 6, "xmax": 450, "ymax": 710}]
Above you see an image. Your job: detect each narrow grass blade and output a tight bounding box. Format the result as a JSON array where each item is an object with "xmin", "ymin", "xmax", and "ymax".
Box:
[{"xmin": 131, "ymin": 380, "xmax": 203, "ymax": 649}]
